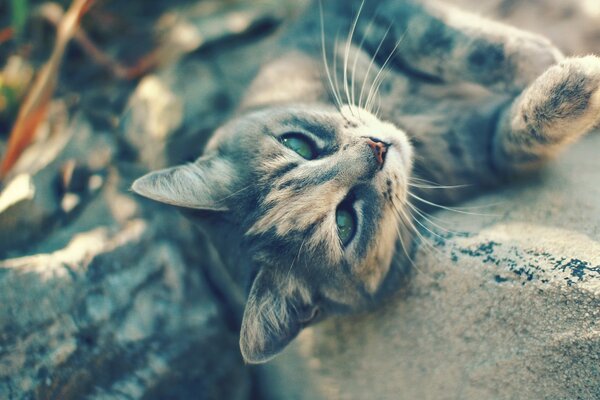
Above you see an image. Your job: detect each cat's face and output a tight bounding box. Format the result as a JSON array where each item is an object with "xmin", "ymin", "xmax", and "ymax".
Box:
[{"xmin": 133, "ymin": 104, "xmax": 413, "ymax": 363}]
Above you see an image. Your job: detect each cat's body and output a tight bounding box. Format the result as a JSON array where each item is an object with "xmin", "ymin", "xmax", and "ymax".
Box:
[{"xmin": 133, "ymin": 0, "xmax": 600, "ymax": 363}]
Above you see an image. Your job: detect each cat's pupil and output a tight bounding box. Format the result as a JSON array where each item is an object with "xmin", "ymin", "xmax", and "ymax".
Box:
[
  {"xmin": 281, "ymin": 133, "xmax": 316, "ymax": 159},
  {"xmin": 336, "ymin": 207, "xmax": 356, "ymax": 245}
]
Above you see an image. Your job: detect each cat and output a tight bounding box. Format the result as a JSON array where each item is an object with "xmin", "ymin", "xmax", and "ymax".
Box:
[{"xmin": 132, "ymin": 0, "xmax": 600, "ymax": 364}]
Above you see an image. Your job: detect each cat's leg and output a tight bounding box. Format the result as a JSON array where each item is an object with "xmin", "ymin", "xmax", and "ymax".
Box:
[
  {"xmin": 369, "ymin": 0, "xmax": 563, "ymax": 92},
  {"xmin": 493, "ymin": 56, "xmax": 600, "ymax": 173}
]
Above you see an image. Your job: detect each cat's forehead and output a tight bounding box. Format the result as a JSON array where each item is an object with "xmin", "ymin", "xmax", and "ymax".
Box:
[
  {"xmin": 250, "ymin": 106, "xmax": 345, "ymax": 143},
  {"xmin": 208, "ymin": 106, "xmax": 351, "ymax": 149}
]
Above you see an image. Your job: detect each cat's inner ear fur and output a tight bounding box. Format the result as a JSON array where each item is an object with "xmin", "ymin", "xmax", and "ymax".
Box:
[
  {"xmin": 131, "ymin": 156, "xmax": 235, "ymax": 211},
  {"xmin": 240, "ymin": 269, "xmax": 317, "ymax": 364}
]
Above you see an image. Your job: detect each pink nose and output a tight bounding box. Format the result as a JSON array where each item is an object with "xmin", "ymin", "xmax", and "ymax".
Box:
[{"xmin": 365, "ymin": 137, "xmax": 389, "ymax": 167}]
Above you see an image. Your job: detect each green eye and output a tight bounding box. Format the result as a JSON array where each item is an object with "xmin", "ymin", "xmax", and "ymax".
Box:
[
  {"xmin": 281, "ymin": 134, "xmax": 316, "ymax": 160},
  {"xmin": 336, "ymin": 206, "xmax": 356, "ymax": 246}
]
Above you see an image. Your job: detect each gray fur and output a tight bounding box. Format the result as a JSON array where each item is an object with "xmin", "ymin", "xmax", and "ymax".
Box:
[{"xmin": 132, "ymin": 0, "xmax": 600, "ymax": 363}]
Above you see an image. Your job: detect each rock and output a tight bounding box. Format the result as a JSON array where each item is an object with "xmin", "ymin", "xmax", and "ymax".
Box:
[
  {"xmin": 0, "ymin": 217, "xmax": 250, "ymax": 399},
  {"xmin": 0, "ymin": 170, "xmax": 60, "ymax": 258},
  {"xmin": 120, "ymin": 61, "xmax": 222, "ymax": 169},
  {"xmin": 121, "ymin": 18, "xmax": 287, "ymax": 170},
  {"xmin": 0, "ymin": 113, "xmax": 250, "ymax": 398},
  {"xmin": 119, "ymin": 0, "xmax": 303, "ymax": 170},
  {"xmin": 264, "ymin": 132, "xmax": 600, "ymax": 399},
  {"xmin": 155, "ymin": 0, "xmax": 289, "ymax": 62},
  {"xmin": 0, "ymin": 113, "xmax": 113, "ymax": 257}
]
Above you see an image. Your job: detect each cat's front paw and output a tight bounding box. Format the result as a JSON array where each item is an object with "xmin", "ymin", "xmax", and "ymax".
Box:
[
  {"xmin": 517, "ymin": 55, "xmax": 600, "ymax": 145},
  {"xmin": 494, "ymin": 55, "xmax": 600, "ymax": 172}
]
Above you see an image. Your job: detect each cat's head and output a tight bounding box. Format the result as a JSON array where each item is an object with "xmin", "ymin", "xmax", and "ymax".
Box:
[{"xmin": 132, "ymin": 104, "xmax": 413, "ymax": 363}]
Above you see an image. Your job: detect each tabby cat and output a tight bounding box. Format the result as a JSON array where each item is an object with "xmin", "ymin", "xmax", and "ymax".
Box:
[{"xmin": 132, "ymin": 0, "xmax": 600, "ymax": 363}]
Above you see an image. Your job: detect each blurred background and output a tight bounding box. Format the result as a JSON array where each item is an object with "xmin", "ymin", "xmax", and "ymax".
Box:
[{"xmin": 0, "ymin": 0, "xmax": 598, "ymax": 399}]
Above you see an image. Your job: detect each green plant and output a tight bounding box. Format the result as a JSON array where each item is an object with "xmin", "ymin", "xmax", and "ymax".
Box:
[{"xmin": 10, "ymin": 0, "xmax": 29, "ymax": 36}]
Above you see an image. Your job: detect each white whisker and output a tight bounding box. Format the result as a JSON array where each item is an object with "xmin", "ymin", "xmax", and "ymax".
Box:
[
  {"xmin": 351, "ymin": 5, "xmax": 379, "ymax": 118},
  {"xmin": 409, "ymin": 192, "xmax": 498, "ymax": 216},
  {"xmin": 391, "ymin": 207, "xmax": 425, "ymax": 275},
  {"xmin": 333, "ymin": 32, "xmax": 344, "ymax": 111},
  {"xmin": 319, "ymin": 0, "xmax": 343, "ymax": 110},
  {"xmin": 365, "ymin": 31, "xmax": 407, "ymax": 112},
  {"xmin": 413, "ymin": 216, "xmax": 447, "ymax": 243},
  {"xmin": 408, "ymin": 182, "xmax": 472, "ymax": 190},
  {"xmin": 409, "ymin": 176, "xmax": 472, "ymax": 190},
  {"xmin": 216, "ymin": 184, "xmax": 253, "ymax": 202},
  {"xmin": 410, "ymin": 203, "xmax": 458, "ymax": 225},
  {"xmin": 396, "ymin": 203, "xmax": 449, "ymax": 267},
  {"xmin": 374, "ymin": 91, "xmax": 383, "ymax": 118},
  {"xmin": 343, "ymin": 0, "xmax": 365, "ymax": 115},
  {"xmin": 287, "ymin": 236, "xmax": 307, "ymax": 279},
  {"xmin": 358, "ymin": 22, "xmax": 393, "ymax": 111},
  {"xmin": 407, "ymin": 202, "xmax": 461, "ymax": 234},
  {"xmin": 394, "ymin": 206, "xmax": 447, "ymax": 279},
  {"xmin": 398, "ymin": 203, "xmax": 443, "ymax": 255}
]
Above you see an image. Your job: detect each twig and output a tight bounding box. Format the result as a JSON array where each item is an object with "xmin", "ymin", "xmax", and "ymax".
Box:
[
  {"xmin": 38, "ymin": 3, "xmax": 159, "ymax": 80},
  {"xmin": 0, "ymin": 0, "xmax": 93, "ymax": 179},
  {"xmin": 0, "ymin": 27, "xmax": 14, "ymax": 44}
]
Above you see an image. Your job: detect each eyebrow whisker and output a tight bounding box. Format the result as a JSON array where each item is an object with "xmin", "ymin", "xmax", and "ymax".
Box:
[
  {"xmin": 344, "ymin": 0, "xmax": 365, "ymax": 116},
  {"xmin": 351, "ymin": 4, "xmax": 379, "ymax": 119},
  {"xmin": 319, "ymin": 0, "xmax": 343, "ymax": 110},
  {"xmin": 358, "ymin": 22, "xmax": 393, "ymax": 111}
]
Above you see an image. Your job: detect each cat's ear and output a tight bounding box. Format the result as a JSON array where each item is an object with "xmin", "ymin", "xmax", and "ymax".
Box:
[
  {"xmin": 240, "ymin": 270, "xmax": 318, "ymax": 364},
  {"xmin": 131, "ymin": 156, "xmax": 234, "ymax": 211}
]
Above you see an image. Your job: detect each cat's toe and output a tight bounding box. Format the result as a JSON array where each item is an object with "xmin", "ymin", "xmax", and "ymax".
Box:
[{"xmin": 507, "ymin": 33, "xmax": 564, "ymax": 92}]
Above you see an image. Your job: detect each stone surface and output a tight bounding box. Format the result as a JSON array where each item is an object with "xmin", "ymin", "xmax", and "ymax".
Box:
[
  {"xmin": 0, "ymin": 113, "xmax": 113, "ymax": 258},
  {"xmin": 155, "ymin": 0, "xmax": 290, "ymax": 60},
  {"xmin": 0, "ymin": 215, "xmax": 250, "ymax": 399},
  {"xmin": 121, "ymin": 61, "xmax": 223, "ymax": 170},
  {"xmin": 120, "ymin": 0, "xmax": 290, "ymax": 170}
]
